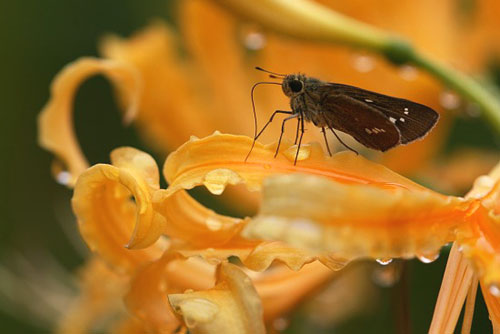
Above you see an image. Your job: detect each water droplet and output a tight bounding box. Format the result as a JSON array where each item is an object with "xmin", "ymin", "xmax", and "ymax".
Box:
[
  {"xmin": 273, "ymin": 317, "xmax": 289, "ymax": 331},
  {"xmin": 489, "ymin": 283, "xmax": 500, "ymax": 297},
  {"xmin": 470, "ymin": 175, "xmax": 495, "ymax": 198},
  {"xmin": 283, "ymin": 144, "xmax": 311, "ymax": 162},
  {"xmin": 439, "ymin": 91, "xmax": 461, "ymax": 110},
  {"xmin": 399, "ymin": 65, "xmax": 418, "ymax": 81},
  {"xmin": 376, "ymin": 258, "xmax": 393, "ymax": 266},
  {"xmin": 465, "ymin": 102, "xmax": 481, "ymax": 117},
  {"xmin": 417, "ymin": 252, "xmax": 440, "ymax": 263},
  {"xmin": 205, "ymin": 216, "xmax": 222, "ymax": 231},
  {"xmin": 286, "ymin": 219, "xmax": 323, "ymax": 249},
  {"xmin": 244, "ymin": 31, "xmax": 266, "ymax": 50},
  {"xmin": 372, "ymin": 263, "xmax": 400, "ymax": 287},
  {"xmin": 203, "ymin": 168, "xmax": 242, "ymax": 195},
  {"xmin": 55, "ymin": 171, "xmax": 72, "ymax": 185},
  {"xmin": 351, "ymin": 54, "xmax": 375, "ymax": 73},
  {"xmin": 51, "ymin": 159, "xmax": 73, "ymax": 186}
]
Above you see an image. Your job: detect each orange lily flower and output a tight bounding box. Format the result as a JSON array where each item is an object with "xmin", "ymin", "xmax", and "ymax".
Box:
[
  {"xmin": 39, "ymin": 66, "xmax": 500, "ymax": 330},
  {"xmin": 36, "ymin": 1, "xmax": 500, "ymax": 333}
]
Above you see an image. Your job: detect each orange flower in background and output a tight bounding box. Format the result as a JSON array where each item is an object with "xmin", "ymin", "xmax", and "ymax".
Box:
[
  {"xmin": 100, "ymin": 0, "xmax": 454, "ymax": 175},
  {"xmin": 35, "ymin": 0, "xmax": 500, "ymax": 333}
]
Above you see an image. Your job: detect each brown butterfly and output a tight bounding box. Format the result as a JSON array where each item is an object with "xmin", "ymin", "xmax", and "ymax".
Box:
[{"xmin": 246, "ymin": 67, "xmax": 439, "ymax": 165}]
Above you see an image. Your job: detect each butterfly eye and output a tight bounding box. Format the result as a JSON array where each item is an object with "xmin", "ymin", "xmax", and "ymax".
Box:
[{"xmin": 289, "ymin": 80, "xmax": 303, "ymax": 93}]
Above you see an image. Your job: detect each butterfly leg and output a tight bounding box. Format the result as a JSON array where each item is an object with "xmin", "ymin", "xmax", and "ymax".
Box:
[
  {"xmin": 294, "ymin": 115, "xmax": 306, "ymax": 165},
  {"xmin": 246, "ymin": 110, "xmax": 293, "ymax": 162},
  {"xmin": 294, "ymin": 117, "xmax": 300, "ymax": 144},
  {"xmin": 321, "ymin": 127, "xmax": 332, "ymax": 156},
  {"xmin": 328, "ymin": 126, "xmax": 358, "ymax": 155},
  {"xmin": 274, "ymin": 114, "xmax": 300, "ymax": 158},
  {"xmin": 255, "ymin": 110, "xmax": 293, "ymax": 140}
]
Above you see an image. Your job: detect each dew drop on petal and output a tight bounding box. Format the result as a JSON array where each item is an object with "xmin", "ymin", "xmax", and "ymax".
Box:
[
  {"xmin": 399, "ymin": 65, "xmax": 418, "ymax": 81},
  {"xmin": 470, "ymin": 175, "xmax": 495, "ymax": 198},
  {"xmin": 439, "ymin": 90, "xmax": 461, "ymax": 109},
  {"xmin": 417, "ymin": 252, "xmax": 440, "ymax": 264},
  {"xmin": 244, "ymin": 31, "xmax": 266, "ymax": 50},
  {"xmin": 489, "ymin": 283, "xmax": 500, "ymax": 297},
  {"xmin": 372, "ymin": 264, "xmax": 400, "ymax": 287},
  {"xmin": 55, "ymin": 171, "xmax": 72, "ymax": 185},
  {"xmin": 376, "ymin": 258, "xmax": 393, "ymax": 266},
  {"xmin": 51, "ymin": 159, "xmax": 72, "ymax": 186},
  {"xmin": 465, "ymin": 102, "xmax": 481, "ymax": 117},
  {"xmin": 205, "ymin": 216, "xmax": 222, "ymax": 231},
  {"xmin": 284, "ymin": 144, "xmax": 311, "ymax": 162},
  {"xmin": 203, "ymin": 168, "xmax": 242, "ymax": 195},
  {"xmin": 351, "ymin": 54, "xmax": 375, "ymax": 73},
  {"xmin": 273, "ymin": 317, "xmax": 289, "ymax": 331}
]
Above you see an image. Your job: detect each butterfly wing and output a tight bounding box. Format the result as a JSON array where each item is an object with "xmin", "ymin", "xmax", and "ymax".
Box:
[
  {"xmin": 319, "ymin": 93, "xmax": 401, "ymax": 151},
  {"xmin": 321, "ymin": 83, "xmax": 439, "ymax": 145}
]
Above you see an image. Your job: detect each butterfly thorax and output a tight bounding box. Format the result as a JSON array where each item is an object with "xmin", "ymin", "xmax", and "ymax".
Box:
[{"xmin": 283, "ymin": 74, "xmax": 328, "ymax": 126}]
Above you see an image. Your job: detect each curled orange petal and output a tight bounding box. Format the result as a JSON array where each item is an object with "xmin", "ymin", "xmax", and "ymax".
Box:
[
  {"xmin": 38, "ymin": 57, "xmax": 142, "ymax": 186},
  {"xmin": 168, "ymin": 262, "xmax": 265, "ymax": 334},
  {"xmin": 72, "ymin": 147, "xmax": 166, "ymax": 272}
]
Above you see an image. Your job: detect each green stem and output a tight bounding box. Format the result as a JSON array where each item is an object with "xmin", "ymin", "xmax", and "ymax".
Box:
[
  {"xmin": 410, "ymin": 53, "xmax": 500, "ymax": 133},
  {"xmin": 214, "ymin": 0, "xmax": 500, "ymax": 134}
]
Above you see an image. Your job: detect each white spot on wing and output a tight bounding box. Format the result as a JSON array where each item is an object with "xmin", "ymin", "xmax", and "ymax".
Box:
[
  {"xmin": 364, "ymin": 99, "xmax": 373, "ymax": 103},
  {"xmin": 404, "ymin": 111, "xmax": 409, "ymax": 115},
  {"xmin": 399, "ymin": 118, "xmax": 405, "ymax": 122},
  {"xmin": 404, "ymin": 107, "xmax": 409, "ymax": 111},
  {"xmin": 389, "ymin": 117, "xmax": 396, "ymax": 124},
  {"xmin": 368, "ymin": 127, "xmax": 387, "ymax": 134}
]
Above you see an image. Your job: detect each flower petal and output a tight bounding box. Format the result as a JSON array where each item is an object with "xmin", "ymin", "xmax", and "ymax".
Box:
[
  {"xmin": 72, "ymin": 147, "xmax": 166, "ymax": 271},
  {"xmin": 244, "ymin": 173, "xmax": 467, "ymax": 260},
  {"xmin": 168, "ymin": 262, "xmax": 265, "ymax": 334},
  {"xmin": 163, "ymin": 132, "xmax": 427, "ymax": 193},
  {"xmin": 131, "ymin": 131, "xmax": 428, "ymax": 253},
  {"xmin": 123, "ymin": 253, "xmax": 217, "ymax": 333},
  {"xmin": 481, "ymin": 281, "xmax": 500, "ymax": 333},
  {"xmin": 457, "ymin": 162, "xmax": 500, "ymax": 288},
  {"xmin": 56, "ymin": 258, "xmax": 129, "ymax": 334},
  {"xmin": 251, "ymin": 261, "xmax": 335, "ymax": 321},
  {"xmin": 38, "ymin": 58, "xmax": 142, "ymax": 186}
]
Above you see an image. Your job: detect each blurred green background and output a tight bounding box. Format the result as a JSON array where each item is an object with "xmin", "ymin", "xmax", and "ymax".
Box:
[{"xmin": 0, "ymin": 0, "xmax": 497, "ymax": 333}]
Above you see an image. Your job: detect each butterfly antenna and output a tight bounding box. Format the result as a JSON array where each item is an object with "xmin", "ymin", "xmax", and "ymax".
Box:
[
  {"xmin": 245, "ymin": 81, "xmax": 282, "ymax": 162},
  {"xmin": 255, "ymin": 66, "xmax": 287, "ymax": 77}
]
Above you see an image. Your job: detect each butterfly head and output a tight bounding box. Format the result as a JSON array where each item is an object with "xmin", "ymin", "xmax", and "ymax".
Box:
[{"xmin": 282, "ymin": 74, "xmax": 306, "ymax": 97}]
